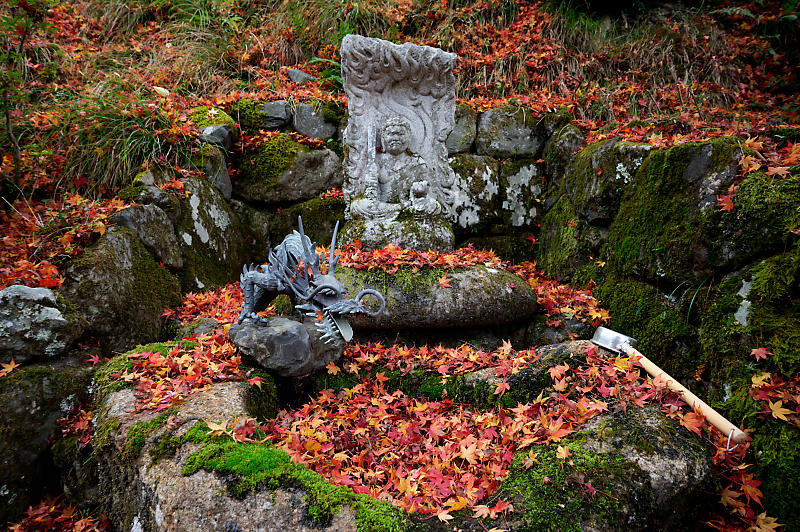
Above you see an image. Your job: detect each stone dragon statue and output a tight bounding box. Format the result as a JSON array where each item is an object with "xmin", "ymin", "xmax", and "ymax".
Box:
[{"xmin": 237, "ymin": 217, "xmax": 385, "ymax": 344}]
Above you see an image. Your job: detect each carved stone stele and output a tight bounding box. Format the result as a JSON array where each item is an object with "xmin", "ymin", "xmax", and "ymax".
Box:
[{"xmin": 339, "ymin": 35, "xmax": 457, "ymax": 251}]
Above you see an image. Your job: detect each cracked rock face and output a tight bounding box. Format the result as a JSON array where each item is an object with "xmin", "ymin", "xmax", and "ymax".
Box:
[{"xmin": 0, "ymin": 285, "xmax": 79, "ymax": 364}]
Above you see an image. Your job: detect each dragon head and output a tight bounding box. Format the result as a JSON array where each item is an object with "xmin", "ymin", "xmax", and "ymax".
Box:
[{"xmin": 283, "ymin": 217, "xmax": 386, "ymax": 344}]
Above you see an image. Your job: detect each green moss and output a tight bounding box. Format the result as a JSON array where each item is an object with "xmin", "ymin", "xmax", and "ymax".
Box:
[
  {"xmin": 243, "ymin": 368, "xmax": 279, "ymax": 420},
  {"xmin": 268, "ymin": 197, "xmax": 346, "ymax": 246},
  {"xmin": 499, "ymin": 441, "xmax": 638, "ymax": 530},
  {"xmin": 238, "ymin": 133, "xmax": 306, "ymax": 198},
  {"xmin": 188, "ymin": 106, "xmax": 237, "ymax": 137},
  {"xmin": 716, "ymin": 170, "xmax": 800, "ymax": 270},
  {"xmin": 67, "ymin": 227, "xmax": 181, "ymax": 351},
  {"xmin": 272, "ymin": 294, "xmax": 294, "ymax": 315},
  {"xmin": 594, "ymin": 276, "xmax": 694, "ymax": 378},
  {"xmin": 605, "ymin": 137, "xmax": 742, "ymax": 282},
  {"xmin": 321, "ymin": 100, "xmax": 345, "ymax": 125},
  {"xmin": 118, "ymin": 184, "xmax": 147, "ymax": 202},
  {"xmin": 182, "ymin": 431, "xmax": 410, "ymax": 530},
  {"xmin": 536, "ymin": 196, "xmax": 582, "ymax": 281},
  {"xmin": 230, "ymin": 98, "xmax": 261, "ymax": 132},
  {"xmin": 123, "ymin": 407, "xmax": 179, "ymax": 460},
  {"xmin": 93, "ymin": 354, "xmax": 135, "ymax": 401}
]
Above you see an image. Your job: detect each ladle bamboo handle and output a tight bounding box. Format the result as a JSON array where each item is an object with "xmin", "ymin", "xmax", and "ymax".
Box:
[{"xmin": 624, "ymin": 347, "xmax": 748, "ymax": 444}]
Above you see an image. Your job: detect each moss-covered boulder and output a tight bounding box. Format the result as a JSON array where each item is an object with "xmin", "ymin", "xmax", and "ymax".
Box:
[
  {"xmin": 60, "ymin": 227, "xmax": 181, "ymax": 353},
  {"xmin": 0, "ymin": 358, "xmax": 94, "ymax": 525},
  {"xmin": 266, "ymin": 197, "xmax": 346, "ymax": 249},
  {"xmin": 604, "ymin": 137, "xmax": 743, "ymax": 283},
  {"xmin": 499, "ymin": 158, "xmax": 545, "ymax": 227},
  {"xmin": 694, "ymin": 244, "xmax": 800, "ymax": 527},
  {"xmin": 501, "ymin": 406, "xmax": 711, "ymax": 530},
  {"xmin": 231, "ymin": 98, "xmax": 291, "ymax": 132},
  {"xmin": 175, "ymin": 176, "xmax": 249, "ymax": 292},
  {"xmin": 191, "ymin": 144, "xmax": 232, "ymax": 199},
  {"xmin": 236, "ymin": 133, "xmax": 342, "ymax": 204},
  {"xmin": 449, "ymin": 153, "xmax": 501, "ymax": 231},
  {"xmin": 338, "ymin": 265, "xmax": 538, "ymax": 330},
  {"xmin": 536, "ymin": 196, "xmax": 604, "ymax": 284},
  {"xmin": 109, "ymin": 204, "xmax": 183, "ymax": 269},
  {"xmin": 562, "ymin": 139, "xmax": 652, "ymax": 225},
  {"xmin": 542, "ymin": 122, "xmax": 585, "ymax": 184},
  {"xmin": 88, "ymin": 371, "xmax": 371, "ymax": 531},
  {"xmin": 715, "ymin": 169, "xmax": 800, "ymax": 272},
  {"xmin": 475, "ymin": 105, "xmax": 544, "ymax": 158},
  {"xmin": 445, "ymin": 103, "xmax": 477, "ymax": 154}
]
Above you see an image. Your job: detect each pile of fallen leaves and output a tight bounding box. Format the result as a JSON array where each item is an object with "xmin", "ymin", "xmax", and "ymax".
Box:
[
  {"xmin": 749, "ymin": 371, "xmax": 800, "ymax": 428},
  {"xmin": 56, "ymin": 406, "xmax": 95, "ymax": 449},
  {"xmin": 509, "ymin": 262, "xmax": 609, "ymax": 326},
  {"xmin": 162, "ymin": 282, "xmax": 248, "ymax": 326},
  {"xmin": 0, "ymin": 195, "xmax": 128, "ymax": 290},
  {"xmin": 329, "ymin": 242, "xmax": 502, "ymax": 273},
  {"xmin": 9, "ymin": 497, "xmax": 110, "ymax": 532},
  {"xmin": 215, "ymin": 345, "xmax": 672, "ymax": 518},
  {"xmin": 109, "ymin": 331, "xmax": 246, "ymax": 411},
  {"xmin": 335, "ymin": 340, "xmax": 538, "ymax": 380}
]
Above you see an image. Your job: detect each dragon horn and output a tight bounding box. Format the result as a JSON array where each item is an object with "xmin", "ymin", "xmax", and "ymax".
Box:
[
  {"xmin": 297, "ymin": 216, "xmax": 321, "ymax": 277},
  {"xmin": 329, "ymin": 220, "xmax": 340, "ymax": 271}
]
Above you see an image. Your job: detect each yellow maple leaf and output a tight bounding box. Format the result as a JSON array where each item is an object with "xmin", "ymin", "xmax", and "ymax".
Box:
[
  {"xmin": 768, "ymin": 400, "xmax": 793, "ymax": 422},
  {"xmin": 751, "ymin": 512, "xmax": 782, "ymax": 532},
  {"xmin": 751, "ymin": 372, "xmax": 772, "ymax": 387},
  {"xmin": 556, "ymin": 445, "xmax": 571, "ymax": 460}
]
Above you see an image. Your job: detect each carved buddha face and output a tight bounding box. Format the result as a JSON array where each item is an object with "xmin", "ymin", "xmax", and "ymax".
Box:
[{"xmin": 381, "ymin": 116, "xmax": 412, "ymax": 155}]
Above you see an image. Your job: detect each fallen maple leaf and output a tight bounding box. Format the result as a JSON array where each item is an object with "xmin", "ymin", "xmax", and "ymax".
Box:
[
  {"xmin": 326, "ymin": 362, "xmax": 341, "ymax": 375},
  {"xmin": 438, "ymin": 275, "xmax": 452, "ymax": 288},
  {"xmin": 494, "ymin": 381, "xmax": 510, "ymax": 396},
  {"xmin": 766, "ymin": 166, "xmax": 789, "ymax": 177},
  {"xmin": 436, "ymin": 510, "xmax": 453, "ymax": 522},
  {"xmin": 750, "ymin": 347, "xmax": 772, "ymax": 361},
  {"xmin": 0, "ymin": 359, "xmax": 20, "ymax": 377},
  {"xmin": 768, "ymin": 400, "xmax": 793, "ymax": 422},
  {"xmin": 556, "ymin": 445, "xmax": 571, "ymax": 460}
]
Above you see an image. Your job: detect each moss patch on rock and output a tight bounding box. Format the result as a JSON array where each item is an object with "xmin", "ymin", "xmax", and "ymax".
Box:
[
  {"xmin": 500, "ymin": 441, "xmax": 642, "ymax": 531},
  {"xmin": 594, "ymin": 276, "xmax": 694, "ymax": 378},
  {"xmin": 237, "ymin": 133, "xmax": 306, "ymax": 199},
  {"xmin": 604, "ymin": 137, "xmax": 742, "ymax": 283},
  {"xmin": 716, "ymin": 170, "xmax": 800, "ymax": 271},
  {"xmin": 188, "ymin": 106, "xmax": 237, "ymax": 137},
  {"xmin": 182, "ymin": 428, "xmax": 410, "ymax": 530},
  {"xmin": 62, "ymin": 227, "xmax": 182, "ymax": 353}
]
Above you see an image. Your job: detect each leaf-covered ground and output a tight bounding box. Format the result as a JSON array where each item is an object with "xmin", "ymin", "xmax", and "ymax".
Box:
[
  {"xmin": 80, "ymin": 251, "xmax": 784, "ymax": 530},
  {"xmin": 3, "ymin": 0, "xmax": 799, "ymax": 529}
]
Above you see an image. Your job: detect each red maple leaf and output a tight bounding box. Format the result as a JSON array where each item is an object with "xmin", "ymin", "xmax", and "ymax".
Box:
[{"xmin": 750, "ymin": 347, "xmax": 772, "ymax": 361}]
